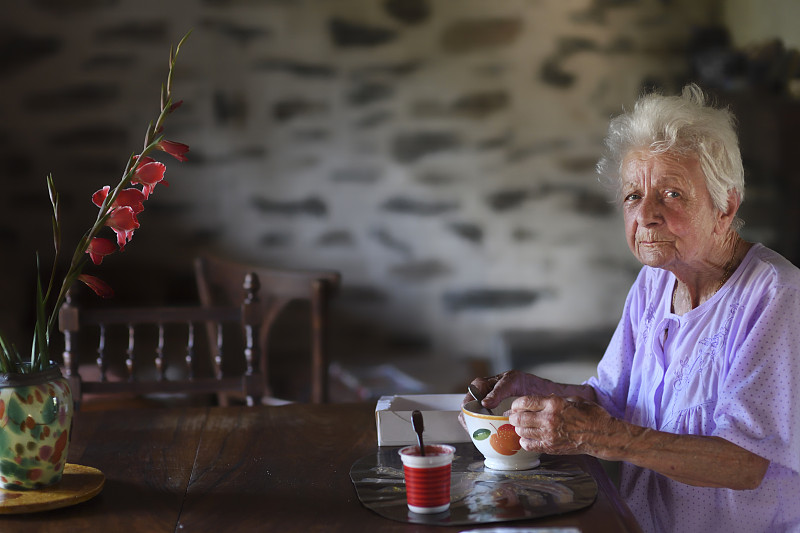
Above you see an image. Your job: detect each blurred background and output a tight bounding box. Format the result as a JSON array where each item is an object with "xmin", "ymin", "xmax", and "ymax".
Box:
[{"xmin": 2, "ymin": 0, "xmax": 799, "ymax": 401}]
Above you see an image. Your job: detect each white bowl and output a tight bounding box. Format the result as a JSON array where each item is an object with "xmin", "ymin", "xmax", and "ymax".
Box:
[{"xmin": 461, "ymin": 396, "xmax": 540, "ymax": 471}]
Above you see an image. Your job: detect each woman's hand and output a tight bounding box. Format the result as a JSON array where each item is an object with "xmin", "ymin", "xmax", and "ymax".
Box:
[
  {"xmin": 508, "ymin": 394, "xmax": 769, "ymax": 490},
  {"xmin": 509, "ymin": 394, "xmax": 615, "ymax": 455},
  {"xmin": 459, "ymin": 370, "xmax": 598, "ymax": 430}
]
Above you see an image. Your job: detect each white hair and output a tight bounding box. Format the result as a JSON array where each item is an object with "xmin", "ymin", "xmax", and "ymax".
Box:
[{"xmin": 597, "ymin": 84, "xmax": 745, "ymax": 230}]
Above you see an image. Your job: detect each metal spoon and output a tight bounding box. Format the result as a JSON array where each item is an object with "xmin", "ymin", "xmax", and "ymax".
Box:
[
  {"xmin": 411, "ymin": 409, "xmax": 425, "ymax": 456},
  {"xmin": 468, "ymin": 384, "xmax": 493, "ymax": 415}
]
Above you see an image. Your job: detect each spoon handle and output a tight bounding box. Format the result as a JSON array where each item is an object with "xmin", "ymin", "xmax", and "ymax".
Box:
[
  {"xmin": 411, "ymin": 409, "xmax": 425, "ymax": 456},
  {"xmin": 468, "ymin": 384, "xmax": 493, "ymax": 415}
]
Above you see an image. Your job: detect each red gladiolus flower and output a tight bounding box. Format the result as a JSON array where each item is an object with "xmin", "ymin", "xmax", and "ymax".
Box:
[
  {"xmin": 116, "ymin": 188, "xmax": 146, "ymax": 213},
  {"xmin": 93, "ymin": 186, "xmax": 146, "ymax": 214},
  {"xmin": 85, "ymin": 238, "xmax": 117, "ymax": 265},
  {"xmin": 78, "ymin": 274, "xmax": 114, "ymax": 299},
  {"xmin": 156, "ymin": 140, "xmax": 189, "ymax": 162},
  {"xmin": 131, "ymin": 156, "xmax": 168, "ymax": 199},
  {"xmin": 107, "ymin": 206, "xmax": 140, "ymax": 250}
]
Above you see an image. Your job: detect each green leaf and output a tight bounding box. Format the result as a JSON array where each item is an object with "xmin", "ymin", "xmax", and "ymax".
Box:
[
  {"xmin": 472, "ymin": 428, "xmax": 491, "ymax": 441},
  {"xmin": 0, "ymin": 332, "xmax": 15, "ymax": 372},
  {"xmin": 32, "ymin": 254, "xmax": 49, "ymax": 372}
]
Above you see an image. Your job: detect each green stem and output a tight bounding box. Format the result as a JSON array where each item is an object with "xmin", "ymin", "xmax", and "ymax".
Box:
[{"xmin": 30, "ymin": 30, "xmax": 192, "ymax": 372}]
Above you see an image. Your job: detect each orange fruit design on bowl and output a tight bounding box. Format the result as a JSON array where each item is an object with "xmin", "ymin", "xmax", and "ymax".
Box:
[{"xmin": 489, "ymin": 423, "xmax": 522, "ymax": 456}]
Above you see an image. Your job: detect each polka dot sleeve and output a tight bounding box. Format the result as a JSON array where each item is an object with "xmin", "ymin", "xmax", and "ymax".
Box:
[{"xmin": 714, "ymin": 284, "xmax": 800, "ymax": 474}]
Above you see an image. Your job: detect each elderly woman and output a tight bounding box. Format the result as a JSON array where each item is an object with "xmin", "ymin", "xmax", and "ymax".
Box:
[{"xmin": 467, "ymin": 84, "xmax": 800, "ymax": 532}]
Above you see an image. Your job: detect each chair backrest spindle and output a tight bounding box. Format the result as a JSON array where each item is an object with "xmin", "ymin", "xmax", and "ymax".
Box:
[
  {"xmin": 57, "ymin": 270, "xmax": 265, "ymax": 410},
  {"xmin": 194, "ymin": 256, "xmax": 340, "ymax": 404},
  {"xmin": 125, "ymin": 323, "xmax": 135, "ymax": 382},
  {"xmin": 97, "ymin": 324, "xmax": 108, "ymax": 382},
  {"xmin": 155, "ymin": 323, "xmax": 166, "ymax": 381},
  {"xmin": 185, "ymin": 321, "xmax": 195, "ymax": 380}
]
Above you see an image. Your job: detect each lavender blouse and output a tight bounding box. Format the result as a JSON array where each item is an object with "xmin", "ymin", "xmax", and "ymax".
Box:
[{"xmin": 586, "ymin": 244, "xmax": 800, "ymax": 533}]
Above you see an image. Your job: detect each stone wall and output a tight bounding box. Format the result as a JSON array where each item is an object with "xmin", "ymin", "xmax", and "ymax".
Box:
[{"xmin": 0, "ymin": 0, "xmax": 730, "ymax": 386}]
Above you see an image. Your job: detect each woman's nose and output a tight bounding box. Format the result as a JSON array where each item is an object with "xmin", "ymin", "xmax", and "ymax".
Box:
[{"xmin": 637, "ymin": 194, "xmax": 661, "ymax": 226}]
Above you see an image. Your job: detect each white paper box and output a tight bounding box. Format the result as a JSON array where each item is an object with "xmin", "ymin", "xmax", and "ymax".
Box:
[{"xmin": 375, "ymin": 394, "xmax": 471, "ymax": 446}]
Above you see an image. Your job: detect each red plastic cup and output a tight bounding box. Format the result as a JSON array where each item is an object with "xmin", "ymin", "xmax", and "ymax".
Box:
[{"xmin": 398, "ymin": 444, "xmax": 455, "ymax": 514}]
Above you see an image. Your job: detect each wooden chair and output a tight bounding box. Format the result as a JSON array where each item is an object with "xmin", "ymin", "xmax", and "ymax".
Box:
[
  {"xmin": 58, "ymin": 272, "xmax": 265, "ymax": 410},
  {"xmin": 193, "ymin": 256, "xmax": 340, "ymax": 404}
]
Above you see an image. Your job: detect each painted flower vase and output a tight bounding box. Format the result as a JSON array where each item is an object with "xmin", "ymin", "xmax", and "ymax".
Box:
[{"xmin": 0, "ymin": 364, "xmax": 73, "ymax": 490}]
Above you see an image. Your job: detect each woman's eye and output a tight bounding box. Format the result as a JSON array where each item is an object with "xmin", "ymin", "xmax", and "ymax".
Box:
[
  {"xmin": 624, "ymin": 193, "xmax": 641, "ymax": 202},
  {"xmin": 665, "ymin": 191, "xmax": 680, "ymax": 199}
]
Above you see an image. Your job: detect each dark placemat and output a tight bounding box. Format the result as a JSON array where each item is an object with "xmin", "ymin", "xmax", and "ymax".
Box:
[{"xmin": 350, "ymin": 442, "xmax": 597, "ymax": 526}]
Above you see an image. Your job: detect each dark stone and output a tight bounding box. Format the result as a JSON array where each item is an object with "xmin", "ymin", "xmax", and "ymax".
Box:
[
  {"xmin": 48, "ymin": 125, "xmax": 128, "ymax": 148},
  {"xmin": 606, "ymin": 36, "xmax": 635, "ymax": 54},
  {"xmin": 409, "ymin": 100, "xmax": 448, "ymax": 118},
  {"xmin": 558, "ymin": 36, "xmax": 599, "ymax": 55},
  {"xmin": 250, "ymin": 196, "xmax": 327, "ymax": 217},
  {"xmin": 316, "ymin": 230, "xmax": 354, "ymax": 246},
  {"xmin": 443, "ymin": 288, "xmax": 542, "ymax": 312},
  {"xmin": 477, "ymin": 132, "xmax": 511, "ymax": 150},
  {"xmin": 0, "ymin": 32, "xmax": 60, "ymax": 77},
  {"xmin": 452, "ymin": 90, "xmax": 509, "ymax": 118},
  {"xmin": 331, "ymin": 167, "xmax": 382, "ymax": 183},
  {"xmin": 350, "ymin": 61, "xmax": 421, "ymax": 79},
  {"xmin": 391, "ymin": 132, "xmax": 460, "ymax": 163},
  {"xmin": 502, "ymin": 327, "xmax": 614, "ymax": 367},
  {"xmin": 292, "ymin": 129, "xmax": 330, "ymax": 142},
  {"xmin": 507, "ymin": 138, "xmax": 572, "ymax": 163},
  {"xmin": 202, "ymin": 0, "xmax": 294, "ymax": 5},
  {"xmin": 83, "ymin": 53, "xmax": 137, "ymax": 70},
  {"xmin": 558, "ymin": 155, "xmax": 600, "ymax": 173},
  {"xmin": 272, "ymin": 99, "xmax": 328, "ymax": 122},
  {"xmin": 381, "ymin": 196, "xmax": 458, "ymax": 216},
  {"xmin": 238, "ymin": 145, "xmax": 268, "ymax": 160},
  {"xmin": 339, "ymin": 284, "xmax": 389, "ymax": 305},
  {"xmin": 187, "ymin": 227, "xmax": 220, "ymax": 246},
  {"xmin": 383, "ymin": 0, "xmax": 431, "ymax": 25},
  {"xmin": 449, "ymin": 223, "xmax": 483, "ymax": 244},
  {"xmin": 390, "ymin": 259, "xmax": 451, "ymax": 281},
  {"xmin": 27, "ymin": 83, "xmax": 118, "ymax": 112},
  {"xmin": 329, "ymin": 18, "xmax": 397, "ymax": 48},
  {"xmin": 95, "ymin": 21, "xmax": 169, "ymax": 43},
  {"xmin": 441, "ymin": 18, "xmax": 523, "ymax": 53},
  {"xmin": 60, "ymin": 156, "xmax": 125, "ymax": 178},
  {"xmin": 254, "ymin": 58, "xmax": 336, "ymax": 78},
  {"xmin": 511, "ymin": 227, "xmax": 538, "ymax": 241},
  {"xmin": 258, "ymin": 232, "xmax": 291, "ymax": 247},
  {"xmin": 145, "ymin": 200, "xmax": 194, "ymax": 215},
  {"xmin": 200, "ymin": 18, "xmax": 271, "ymax": 46},
  {"xmin": 539, "ymin": 37, "xmax": 600, "ymax": 89},
  {"xmin": 347, "ymin": 82, "xmax": 394, "ymax": 106},
  {"xmin": 486, "ymin": 189, "xmax": 531, "ymax": 212},
  {"xmin": 540, "ymin": 59, "xmax": 575, "ymax": 88},
  {"xmin": 371, "ymin": 228, "xmax": 413, "ymax": 258},
  {"xmin": 32, "ymin": 0, "xmax": 117, "ymax": 10},
  {"xmin": 571, "ymin": 0, "xmax": 640, "ymax": 24},
  {"xmin": 353, "ymin": 110, "xmax": 393, "ymax": 128},
  {"xmin": 574, "ymin": 190, "xmax": 614, "ymax": 216},
  {"xmin": 386, "ymin": 333, "xmax": 431, "ymax": 352},
  {"xmin": 416, "ymin": 171, "xmax": 457, "ymax": 186},
  {"xmin": 202, "ymin": 146, "xmax": 267, "ymax": 164}
]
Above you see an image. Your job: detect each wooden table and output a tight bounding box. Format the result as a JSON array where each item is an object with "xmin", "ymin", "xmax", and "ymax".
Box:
[{"xmin": 0, "ymin": 403, "xmax": 641, "ymax": 532}]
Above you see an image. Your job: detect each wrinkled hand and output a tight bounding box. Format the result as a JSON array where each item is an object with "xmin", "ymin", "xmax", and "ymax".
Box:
[
  {"xmin": 508, "ymin": 394, "xmax": 615, "ymax": 456},
  {"xmin": 458, "ymin": 370, "xmax": 562, "ymax": 431}
]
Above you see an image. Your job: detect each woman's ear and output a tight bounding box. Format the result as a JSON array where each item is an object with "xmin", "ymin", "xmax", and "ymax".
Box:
[{"xmin": 715, "ymin": 190, "xmax": 741, "ymax": 234}]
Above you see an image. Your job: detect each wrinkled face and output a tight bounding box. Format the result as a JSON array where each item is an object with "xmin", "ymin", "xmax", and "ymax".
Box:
[{"xmin": 621, "ymin": 150, "xmax": 725, "ymax": 273}]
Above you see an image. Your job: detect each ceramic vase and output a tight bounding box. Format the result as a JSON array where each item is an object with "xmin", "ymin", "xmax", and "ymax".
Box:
[{"xmin": 0, "ymin": 364, "xmax": 73, "ymax": 490}]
